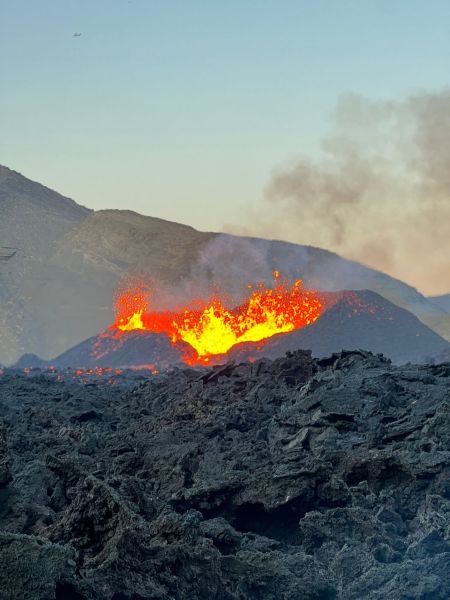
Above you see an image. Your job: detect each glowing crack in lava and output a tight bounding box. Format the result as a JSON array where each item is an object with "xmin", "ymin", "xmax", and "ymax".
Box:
[{"xmin": 112, "ymin": 273, "xmax": 322, "ymax": 364}]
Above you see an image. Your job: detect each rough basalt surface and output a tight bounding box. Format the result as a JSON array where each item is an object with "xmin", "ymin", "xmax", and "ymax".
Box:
[{"xmin": 0, "ymin": 350, "xmax": 450, "ymax": 599}]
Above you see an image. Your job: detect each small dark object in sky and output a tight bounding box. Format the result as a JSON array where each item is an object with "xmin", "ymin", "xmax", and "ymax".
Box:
[{"xmin": 73, "ymin": 32, "xmax": 82, "ymax": 37}]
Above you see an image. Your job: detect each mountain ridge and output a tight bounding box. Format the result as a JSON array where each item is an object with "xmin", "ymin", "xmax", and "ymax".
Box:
[
  {"xmin": 430, "ymin": 294, "xmax": 450, "ymax": 313},
  {"xmin": 1, "ymin": 164, "xmax": 449, "ymax": 364}
]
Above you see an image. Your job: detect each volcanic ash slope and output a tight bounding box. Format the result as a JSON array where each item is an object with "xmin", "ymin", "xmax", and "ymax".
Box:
[{"xmin": 1, "ymin": 350, "xmax": 450, "ymax": 599}]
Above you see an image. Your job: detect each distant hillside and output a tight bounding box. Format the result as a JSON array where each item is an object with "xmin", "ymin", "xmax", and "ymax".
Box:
[
  {"xmin": 0, "ymin": 165, "xmax": 91, "ymax": 256},
  {"xmin": 430, "ymin": 294, "xmax": 450, "ymax": 313},
  {"xmin": 1, "ymin": 165, "xmax": 449, "ymax": 364},
  {"xmin": 0, "ymin": 166, "xmax": 92, "ymax": 363}
]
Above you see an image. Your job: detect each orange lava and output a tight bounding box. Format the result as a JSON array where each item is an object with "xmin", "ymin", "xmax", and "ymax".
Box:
[{"xmin": 113, "ymin": 273, "xmax": 322, "ymax": 364}]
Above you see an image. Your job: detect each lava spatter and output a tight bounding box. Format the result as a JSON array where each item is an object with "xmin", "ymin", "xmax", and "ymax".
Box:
[{"xmin": 113, "ymin": 274, "xmax": 322, "ymax": 364}]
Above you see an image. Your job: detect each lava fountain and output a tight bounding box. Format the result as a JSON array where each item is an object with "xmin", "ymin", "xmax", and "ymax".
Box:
[{"xmin": 112, "ymin": 273, "xmax": 323, "ymax": 365}]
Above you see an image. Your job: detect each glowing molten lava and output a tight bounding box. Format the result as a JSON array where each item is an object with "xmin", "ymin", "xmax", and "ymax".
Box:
[{"xmin": 113, "ymin": 274, "xmax": 322, "ymax": 364}]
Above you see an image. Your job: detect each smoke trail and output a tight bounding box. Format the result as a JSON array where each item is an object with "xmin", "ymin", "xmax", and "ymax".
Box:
[{"xmin": 235, "ymin": 89, "xmax": 450, "ymax": 295}]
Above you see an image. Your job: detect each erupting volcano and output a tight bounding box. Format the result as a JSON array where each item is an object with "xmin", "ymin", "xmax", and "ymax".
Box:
[{"xmin": 112, "ymin": 273, "xmax": 323, "ymax": 364}]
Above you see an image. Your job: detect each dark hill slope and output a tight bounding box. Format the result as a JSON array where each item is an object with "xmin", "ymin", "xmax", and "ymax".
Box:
[
  {"xmin": 47, "ymin": 330, "xmax": 188, "ymax": 370},
  {"xmin": 259, "ymin": 290, "xmax": 450, "ymax": 364}
]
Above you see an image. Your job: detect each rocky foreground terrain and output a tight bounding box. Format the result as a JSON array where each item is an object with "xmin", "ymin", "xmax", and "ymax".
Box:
[{"xmin": 1, "ymin": 350, "xmax": 450, "ymax": 599}]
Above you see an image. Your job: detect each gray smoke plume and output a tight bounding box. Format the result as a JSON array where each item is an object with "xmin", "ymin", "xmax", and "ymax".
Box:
[{"xmin": 234, "ymin": 89, "xmax": 450, "ymax": 295}]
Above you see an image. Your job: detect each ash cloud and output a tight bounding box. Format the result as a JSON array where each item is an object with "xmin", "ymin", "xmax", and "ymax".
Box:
[{"xmin": 238, "ymin": 89, "xmax": 450, "ymax": 295}]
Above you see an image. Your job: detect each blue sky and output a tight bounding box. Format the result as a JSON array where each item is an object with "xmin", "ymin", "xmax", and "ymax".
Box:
[{"xmin": 1, "ymin": 0, "xmax": 449, "ymax": 233}]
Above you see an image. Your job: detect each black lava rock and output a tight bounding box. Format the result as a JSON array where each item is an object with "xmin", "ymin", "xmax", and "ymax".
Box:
[{"xmin": 0, "ymin": 350, "xmax": 450, "ymax": 599}]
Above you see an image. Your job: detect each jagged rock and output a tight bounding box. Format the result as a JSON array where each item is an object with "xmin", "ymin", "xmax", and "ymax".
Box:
[
  {"xmin": 0, "ymin": 350, "xmax": 449, "ymax": 598},
  {"xmin": 0, "ymin": 532, "xmax": 78, "ymax": 600},
  {"xmin": 0, "ymin": 422, "xmax": 11, "ymax": 487}
]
